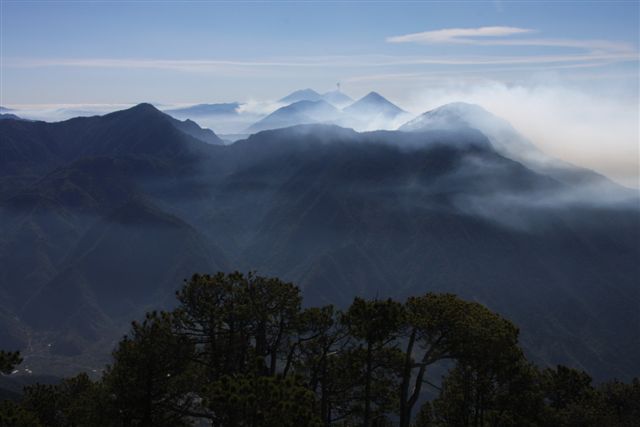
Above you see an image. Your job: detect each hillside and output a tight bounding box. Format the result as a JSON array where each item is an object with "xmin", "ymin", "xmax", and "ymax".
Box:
[{"xmin": 0, "ymin": 105, "xmax": 638, "ymax": 381}]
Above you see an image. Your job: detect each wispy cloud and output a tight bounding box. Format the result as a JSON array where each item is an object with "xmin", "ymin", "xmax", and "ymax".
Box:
[
  {"xmin": 345, "ymin": 60, "xmax": 629, "ymax": 84},
  {"xmin": 2, "ymin": 58, "xmax": 317, "ymax": 72},
  {"xmin": 387, "ymin": 26, "xmax": 635, "ymax": 53},
  {"xmin": 3, "ymin": 27, "xmax": 636, "ymax": 76},
  {"xmin": 387, "ymin": 26, "xmax": 534, "ymax": 44},
  {"xmin": 4, "ymin": 51, "xmax": 637, "ymax": 73}
]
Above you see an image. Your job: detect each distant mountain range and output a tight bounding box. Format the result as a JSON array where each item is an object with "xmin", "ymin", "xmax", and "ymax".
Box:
[
  {"xmin": 0, "ymin": 102, "xmax": 638, "ymax": 381},
  {"xmin": 321, "ymin": 90, "xmax": 354, "ymax": 108},
  {"xmin": 160, "ymin": 90, "xmax": 355, "ymax": 136},
  {"xmin": 342, "ymin": 91, "xmax": 411, "ymax": 130},
  {"xmin": 0, "ymin": 107, "xmax": 26, "ymax": 122},
  {"xmin": 0, "ymin": 113, "xmax": 24, "ymax": 121},
  {"xmin": 278, "ymin": 88, "xmax": 353, "ymax": 107},
  {"xmin": 2, "ymin": 89, "xmax": 402, "ymax": 136},
  {"xmin": 247, "ymin": 91, "xmax": 410, "ymax": 132},
  {"xmin": 247, "ymin": 99, "xmax": 342, "ymax": 132},
  {"xmin": 344, "ymin": 91, "xmax": 407, "ymax": 118}
]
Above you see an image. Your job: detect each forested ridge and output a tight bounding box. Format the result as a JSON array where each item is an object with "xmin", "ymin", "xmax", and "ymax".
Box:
[
  {"xmin": 2, "ymin": 105, "xmax": 639, "ymax": 382},
  {"xmin": 1, "ymin": 272, "xmax": 638, "ymax": 427}
]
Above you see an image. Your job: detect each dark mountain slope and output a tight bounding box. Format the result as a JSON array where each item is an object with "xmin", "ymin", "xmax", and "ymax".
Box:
[
  {"xmin": 0, "ymin": 103, "xmax": 222, "ymax": 177},
  {"xmin": 21, "ymin": 197, "xmax": 227, "ymax": 342},
  {"xmin": 0, "ymin": 113, "xmax": 24, "ymax": 121},
  {"xmin": 0, "ymin": 106, "xmax": 638, "ymax": 383},
  {"xmin": 60, "ymin": 103, "xmax": 221, "ymax": 157},
  {"xmin": 189, "ymin": 125, "xmax": 639, "ymax": 380},
  {"xmin": 0, "ymin": 156, "xmax": 145, "ymax": 311},
  {"xmin": 400, "ymin": 103, "xmax": 634, "ymax": 197},
  {"xmin": 0, "ymin": 105, "xmax": 229, "ymax": 371},
  {"xmin": 171, "ymin": 118, "xmax": 224, "ymax": 145}
]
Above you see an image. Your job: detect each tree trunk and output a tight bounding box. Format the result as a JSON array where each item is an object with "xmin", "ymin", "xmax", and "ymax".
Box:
[
  {"xmin": 399, "ymin": 328, "xmax": 417, "ymax": 427},
  {"xmin": 406, "ymin": 355, "xmax": 429, "ymax": 424},
  {"xmin": 364, "ymin": 341, "xmax": 373, "ymax": 427},
  {"xmin": 321, "ymin": 356, "xmax": 329, "ymax": 427},
  {"xmin": 142, "ymin": 364, "xmax": 153, "ymax": 427}
]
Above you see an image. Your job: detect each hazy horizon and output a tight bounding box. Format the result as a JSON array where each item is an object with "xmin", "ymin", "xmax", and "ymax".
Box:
[
  {"xmin": 1, "ymin": 1, "xmax": 638, "ymax": 187},
  {"xmin": 2, "ymin": 3, "xmax": 640, "ymax": 417}
]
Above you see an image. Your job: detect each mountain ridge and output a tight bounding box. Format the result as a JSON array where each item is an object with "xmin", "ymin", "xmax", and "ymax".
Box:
[
  {"xmin": 279, "ymin": 88, "xmax": 354, "ymax": 108},
  {"xmin": 400, "ymin": 102, "xmax": 635, "ymax": 196},
  {"xmin": 246, "ymin": 100, "xmax": 342, "ymax": 132},
  {"xmin": 0, "ymin": 103, "xmax": 638, "ymax": 381},
  {"xmin": 344, "ymin": 91, "xmax": 408, "ymax": 116}
]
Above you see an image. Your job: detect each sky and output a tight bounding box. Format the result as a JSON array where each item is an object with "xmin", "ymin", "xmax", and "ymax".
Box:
[{"xmin": 0, "ymin": 0, "xmax": 639, "ymax": 187}]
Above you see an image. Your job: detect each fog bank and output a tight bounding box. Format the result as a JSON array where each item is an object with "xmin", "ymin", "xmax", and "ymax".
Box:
[{"xmin": 400, "ymin": 81, "xmax": 639, "ymax": 189}]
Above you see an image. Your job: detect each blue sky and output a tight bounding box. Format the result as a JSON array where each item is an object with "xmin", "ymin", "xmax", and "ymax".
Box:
[
  {"xmin": 1, "ymin": 1, "xmax": 639, "ymax": 186},
  {"xmin": 1, "ymin": 1, "xmax": 638, "ymax": 104}
]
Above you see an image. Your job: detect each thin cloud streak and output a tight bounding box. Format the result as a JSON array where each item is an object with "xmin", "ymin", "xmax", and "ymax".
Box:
[
  {"xmin": 387, "ymin": 26, "xmax": 534, "ymax": 43},
  {"xmin": 345, "ymin": 61, "xmax": 623, "ymax": 84},
  {"xmin": 4, "ymin": 51, "xmax": 638, "ymax": 72},
  {"xmin": 387, "ymin": 26, "xmax": 635, "ymax": 53}
]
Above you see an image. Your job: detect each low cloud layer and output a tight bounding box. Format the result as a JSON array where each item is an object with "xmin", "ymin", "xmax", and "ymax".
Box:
[
  {"xmin": 5, "ymin": 79, "xmax": 638, "ymax": 188},
  {"xmin": 400, "ymin": 80, "xmax": 639, "ymax": 189}
]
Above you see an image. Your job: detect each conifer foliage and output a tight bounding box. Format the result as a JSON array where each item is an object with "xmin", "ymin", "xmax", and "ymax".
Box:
[{"xmin": 1, "ymin": 272, "xmax": 638, "ymax": 426}]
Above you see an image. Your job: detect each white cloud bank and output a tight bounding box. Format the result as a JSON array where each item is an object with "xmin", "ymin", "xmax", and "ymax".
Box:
[{"xmin": 400, "ymin": 81, "xmax": 639, "ymax": 189}]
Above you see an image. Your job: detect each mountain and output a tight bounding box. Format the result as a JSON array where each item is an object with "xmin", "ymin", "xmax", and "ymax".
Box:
[
  {"xmin": 322, "ymin": 90, "xmax": 354, "ymax": 108},
  {"xmin": 248, "ymin": 92, "xmax": 408, "ymax": 133},
  {"xmin": 22, "ymin": 197, "xmax": 226, "ymax": 337},
  {"xmin": 400, "ymin": 103, "xmax": 634, "ymax": 195},
  {"xmin": 0, "ymin": 113, "xmax": 24, "ymax": 121},
  {"xmin": 401, "ymin": 102, "xmax": 540, "ymax": 158},
  {"xmin": 342, "ymin": 92, "xmax": 412, "ymax": 130},
  {"xmin": 278, "ymin": 88, "xmax": 323, "ymax": 104},
  {"xmin": 278, "ymin": 89, "xmax": 354, "ymax": 108},
  {"xmin": 1, "ymin": 104, "xmax": 638, "ymax": 383},
  {"xmin": 193, "ymin": 124, "xmax": 638, "ymax": 382},
  {"xmin": 171, "ymin": 118, "xmax": 224, "ymax": 145},
  {"xmin": 0, "ymin": 104, "xmax": 227, "ymax": 373},
  {"xmin": 246, "ymin": 100, "xmax": 341, "ymax": 133},
  {"xmin": 344, "ymin": 91, "xmax": 407, "ymax": 118},
  {"xmin": 202, "ymin": 125, "xmax": 640, "ymax": 382},
  {"xmin": 0, "ymin": 103, "xmax": 222, "ymax": 176},
  {"xmin": 163, "ymin": 103, "xmax": 262, "ymax": 136},
  {"xmin": 0, "ymin": 106, "xmax": 13, "ymax": 113},
  {"xmin": 164, "ymin": 103, "xmax": 240, "ymax": 117}
]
